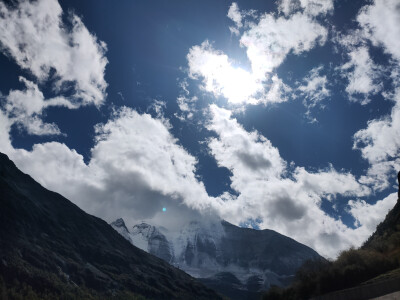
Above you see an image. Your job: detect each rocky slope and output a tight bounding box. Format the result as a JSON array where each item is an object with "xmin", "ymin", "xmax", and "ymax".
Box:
[{"xmin": 0, "ymin": 152, "xmax": 222, "ymax": 299}]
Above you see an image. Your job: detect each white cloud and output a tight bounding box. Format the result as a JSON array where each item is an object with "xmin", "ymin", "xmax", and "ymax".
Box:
[
  {"xmin": 0, "ymin": 0, "xmax": 109, "ymax": 137},
  {"xmin": 227, "ymin": 2, "xmax": 258, "ymax": 36},
  {"xmin": 348, "ymin": 193, "xmax": 397, "ymax": 233},
  {"xmin": 0, "ymin": 111, "xmax": 13, "ymax": 154},
  {"xmin": 354, "ymin": 103, "xmax": 400, "ymax": 164},
  {"xmin": 300, "ymin": 0, "xmax": 334, "ymax": 17},
  {"xmin": 340, "ymin": 0, "xmax": 400, "ymax": 191},
  {"xmin": 206, "ymin": 104, "xmax": 375, "ymax": 258},
  {"xmin": 207, "ymin": 105, "xmax": 287, "ymax": 188},
  {"xmin": 0, "ymin": 0, "xmax": 108, "ymax": 106},
  {"xmin": 278, "ymin": 0, "xmax": 334, "ymax": 17},
  {"xmin": 3, "ymin": 77, "xmax": 76, "ymax": 135},
  {"xmin": 176, "ymin": 95, "xmax": 197, "ymax": 120},
  {"xmin": 263, "ymin": 75, "xmax": 293, "ymax": 104},
  {"xmin": 335, "ymin": 0, "xmax": 400, "ymax": 105},
  {"xmin": 353, "ymin": 89, "xmax": 400, "ymax": 191},
  {"xmin": 297, "ymin": 66, "xmax": 330, "ymax": 121},
  {"xmin": 278, "ymin": 0, "xmax": 299, "ymax": 16},
  {"xmin": 340, "ymin": 46, "xmax": 382, "ymax": 104},
  {"xmin": 357, "ymin": 0, "xmax": 400, "ymax": 62},
  {"xmin": 2, "ymin": 107, "xmax": 221, "ymax": 231},
  {"xmin": 227, "ymin": 3, "xmax": 243, "ymax": 29},
  {"xmin": 241, "ymin": 12, "xmax": 327, "ymax": 79}
]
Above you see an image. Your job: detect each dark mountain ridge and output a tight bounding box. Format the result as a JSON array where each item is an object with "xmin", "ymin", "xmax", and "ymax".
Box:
[{"xmin": 0, "ymin": 152, "xmax": 222, "ymax": 299}]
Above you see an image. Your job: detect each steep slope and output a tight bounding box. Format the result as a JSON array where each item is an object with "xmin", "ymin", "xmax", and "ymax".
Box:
[
  {"xmin": 112, "ymin": 218, "xmax": 322, "ymax": 299},
  {"xmin": 363, "ymin": 199, "xmax": 400, "ymax": 254},
  {"xmin": 262, "ymin": 196, "xmax": 400, "ymax": 300},
  {"xmin": 0, "ymin": 153, "xmax": 222, "ymax": 299}
]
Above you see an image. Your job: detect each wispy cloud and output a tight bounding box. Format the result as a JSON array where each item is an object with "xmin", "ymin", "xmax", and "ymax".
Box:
[
  {"xmin": 278, "ymin": 0, "xmax": 334, "ymax": 17},
  {"xmin": 241, "ymin": 11, "xmax": 327, "ymax": 79},
  {"xmin": 339, "ymin": 46, "xmax": 383, "ymax": 104},
  {"xmin": 357, "ymin": 0, "xmax": 400, "ymax": 62},
  {"xmin": 227, "ymin": 2, "xmax": 242, "ymax": 35},
  {"xmin": 297, "ymin": 65, "xmax": 330, "ymax": 121}
]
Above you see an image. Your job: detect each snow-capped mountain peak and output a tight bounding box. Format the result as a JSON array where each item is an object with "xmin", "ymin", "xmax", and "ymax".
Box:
[
  {"xmin": 111, "ymin": 218, "xmax": 323, "ymax": 296},
  {"xmin": 110, "ymin": 218, "xmax": 131, "ymax": 242},
  {"xmin": 111, "ymin": 220, "xmax": 173, "ymax": 262}
]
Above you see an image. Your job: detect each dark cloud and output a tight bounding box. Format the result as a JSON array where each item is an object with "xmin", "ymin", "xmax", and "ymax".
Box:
[
  {"xmin": 236, "ymin": 151, "xmax": 272, "ymax": 171},
  {"xmin": 270, "ymin": 196, "xmax": 306, "ymax": 220}
]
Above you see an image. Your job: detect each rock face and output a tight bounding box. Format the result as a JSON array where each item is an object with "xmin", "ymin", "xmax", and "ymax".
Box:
[
  {"xmin": 112, "ymin": 220, "xmax": 174, "ymax": 263},
  {"xmin": 0, "ymin": 152, "xmax": 222, "ymax": 300},
  {"xmin": 111, "ymin": 218, "xmax": 322, "ymax": 299}
]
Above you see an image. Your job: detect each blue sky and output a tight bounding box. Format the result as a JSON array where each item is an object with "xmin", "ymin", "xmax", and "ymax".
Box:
[{"xmin": 0, "ymin": 0, "xmax": 399, "ymax": 258}]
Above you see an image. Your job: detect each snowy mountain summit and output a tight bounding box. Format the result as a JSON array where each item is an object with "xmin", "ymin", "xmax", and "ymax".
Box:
[
  {"xmin": 111, "ymin": 218, "xmax": 322, "ymax": 297},
  {"xmin": 111, "ymin": 219, "xmax": 174, "ymax": 263}
]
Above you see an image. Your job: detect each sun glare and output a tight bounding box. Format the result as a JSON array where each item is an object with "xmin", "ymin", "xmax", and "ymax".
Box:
[
  {"xmin": 218, "ymin": 66, "xmax": 261, "ymax": 104},
  {"xmin": 190, "ymin": 42, "xmax": 265, "ymax": 105}
]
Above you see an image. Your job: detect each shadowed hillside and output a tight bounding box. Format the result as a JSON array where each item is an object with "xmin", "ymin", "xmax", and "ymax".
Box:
[
  {"xmin": 262, "ymin": 194, "xmax": 400, "ymax": 300},
  {"xmin": 0, "ymin": 153, "xmax": 223, "ymax": 300}
]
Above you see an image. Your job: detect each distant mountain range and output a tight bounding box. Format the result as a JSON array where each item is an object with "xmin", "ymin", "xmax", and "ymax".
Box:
[
  {"xmin": 0, "ymin": 152, "xmax": 222, "ymax": 299},
  {"xmin": 111, "ymin": 217, "xmax": 322, "ymax": 299}
]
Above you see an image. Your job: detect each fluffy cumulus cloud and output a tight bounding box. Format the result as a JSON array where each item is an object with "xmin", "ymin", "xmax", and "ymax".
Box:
[
  {"xmin": 1, "ymin": 107, "xmax": 222, "ymax": 231},
  {"xmin": 205, "ymin": 105, "xmax": 378, "ymax": 257},
  {"xmin": 1, "ymin": 0, "xmax": 399, "ymax": 260},
  {"xmin": 0, "ymin": 0, "xmax": 108, "ymax": 107},
  {"xmin": 2, "ymin": 97, "xmax": 383, "ymax": 257},
  {"xmin": 0, "ymin": 97, "xmax": 393, "ymax": 257},
  {"xmin": 207, "ymin": 105, "xmax": 287, "ymax": 186}
]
